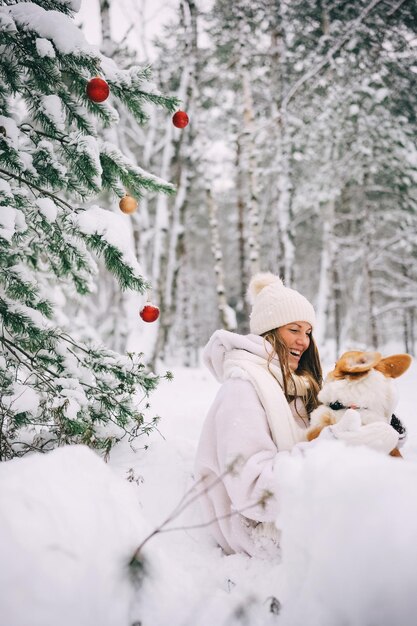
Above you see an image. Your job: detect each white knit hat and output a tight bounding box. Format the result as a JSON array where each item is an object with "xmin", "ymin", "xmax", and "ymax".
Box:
[{"xmin": 248, "ymin": 272, "xmax": 316, "ymax": 335}]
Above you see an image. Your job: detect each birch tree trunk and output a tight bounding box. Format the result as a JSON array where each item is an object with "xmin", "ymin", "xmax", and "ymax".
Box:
[
  {"xmin": 363, "ymin": 175, "xmax": 379, "ymax": 349},
  {"xmin": 314, "ymin": 199, "xmax": 335, "ymax": 347},
  {"xmin": 236, "ymin": 8, "xmax": 260, "ymax": 280},
  {"xmin": 153, "ymin": 162, "xmax": 189, "ymax": 362},
  {"xmin": 364, "ymin": 251, "xmax": 379, "ymax": 349},
  {"xmin": 276, "ymin": 111, "xmax": 295, "ymax": 284},
  {"xmin": 94, "ymin": 0, "xmax": 137, "ymax": 353},
  {"xmin": 268, "ymin": 2, "xmax": 295, "ymax": 284},
  {"xmin": 149, "ymin": 0, "xmax": 196, "ymax": 367},
  {"xmin": 242, "ymin": 69, "xmax": 260, "ymax": 278},
  {"xmin": 99, "ymin": 0, "xmax": 112, "ymax": 54},
  {"xmin": 151, "ymin": 119, "xmax": 174, "ymax": 290},
  {"xmin": 206, "ymin": 185, "xmax": 237, "ymax": 331},
  {"xmin": 402, "ymin": 262, "xmax": 415, "ymax": 355},
  {"xmin": 332, "ymin": 264, "xmax": 342, "ymax": 358},
  {"xmin": 407, "ymin": 310, "xmax": 415, "ymax": 356},
  {"xmin": 235, "ymin": 133, "xmax": 250, "ymax": 331}
]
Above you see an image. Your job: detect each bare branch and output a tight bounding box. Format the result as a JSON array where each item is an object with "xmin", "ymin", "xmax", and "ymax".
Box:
[
  {"xmin": 153, "ymin": 498, "xmax": 272, "ymax": 534},
  {"xmin": 282, "ymin": 0, "xmax": 386, "ymax": 109},
  {"xmin": 387, "ymin": 0, "xmax": 410, "ymax": 16},
  {"xmin": 0, "ymin": 168, "xmax": 74, "ymax": 211},
  {"xmin": 129, "ymin": 457, "xmax": 253, "ymax": 561}
]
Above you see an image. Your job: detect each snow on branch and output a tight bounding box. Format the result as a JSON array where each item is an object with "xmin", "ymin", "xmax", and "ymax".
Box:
[{"xmin": 283, "ymin": 0, "xmax": 386, "ymax": 109}]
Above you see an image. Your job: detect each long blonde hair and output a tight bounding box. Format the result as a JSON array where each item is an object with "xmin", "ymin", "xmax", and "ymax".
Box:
[{"xmin": 262, "ymin": 329, "xmax": 322, "ymax": 415}]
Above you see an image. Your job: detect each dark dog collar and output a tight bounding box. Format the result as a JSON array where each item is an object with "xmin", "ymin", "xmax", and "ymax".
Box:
[
  {"xmin": 329, "ymin": 401, "xmax": 347, "ymax": 411},
  {"xmin": 327, "ymin": 404, "xmax": 407, "ymax": 439},
  {"xmin": 328, "ymin": 401, "xmax": 368, "ymax": 411}
]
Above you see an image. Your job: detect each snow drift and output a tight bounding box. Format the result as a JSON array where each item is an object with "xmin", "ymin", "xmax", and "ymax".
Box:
[
  {"xmin": 0, "ymin": 445, "xmax": 148, "ymax": 626},
  {"xmin": 276, "ymin": 441, "xmax": 417, "ymax": 625}
]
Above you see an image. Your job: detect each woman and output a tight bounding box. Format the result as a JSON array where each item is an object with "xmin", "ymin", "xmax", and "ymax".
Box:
[{"xmin": 195, "ymin": 272, "xmax": 399, "ymax": 558}]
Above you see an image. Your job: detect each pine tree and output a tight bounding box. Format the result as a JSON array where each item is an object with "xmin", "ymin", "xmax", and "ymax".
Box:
[{"xmin": 0, "ymin": 0, "xmax": 178, "ymax": 460}]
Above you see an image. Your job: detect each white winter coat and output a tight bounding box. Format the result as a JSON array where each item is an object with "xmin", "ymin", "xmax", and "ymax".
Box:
[{"xmin": 194, "ymin": 330, "xmax": 310, "ymax": 558}]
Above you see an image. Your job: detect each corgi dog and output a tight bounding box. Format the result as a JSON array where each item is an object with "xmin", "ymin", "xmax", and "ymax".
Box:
[{"xmin": 307, "ymin": 351, "xmax": 412, "ymax": 456}]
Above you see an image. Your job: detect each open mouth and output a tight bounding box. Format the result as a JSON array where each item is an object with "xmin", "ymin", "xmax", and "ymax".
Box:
[{"xmin": 290, "ymin": 350, "xmax": 301, "ymax": 358}]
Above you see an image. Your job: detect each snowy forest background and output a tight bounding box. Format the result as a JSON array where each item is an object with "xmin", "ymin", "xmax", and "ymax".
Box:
[
  {"xmin": 78, "ymin": 0, "xmax": 417, "ymax": 367},
  {"xmin": 2, "ymin": 2, "xmax": 417, "ymax": 624}
]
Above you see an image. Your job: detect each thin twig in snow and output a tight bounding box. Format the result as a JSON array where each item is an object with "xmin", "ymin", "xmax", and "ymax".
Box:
[{"xmin": 129, "ymin": 458, "xmax": 248, "ymax": 561}]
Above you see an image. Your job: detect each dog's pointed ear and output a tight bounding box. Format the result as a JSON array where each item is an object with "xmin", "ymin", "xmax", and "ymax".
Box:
[
  {"xmin": 375, "ymin": 354, "xmax": 412, "ymax": 378},
  {"xmin": 336, "ymin": 351, "xmax": 382, "ymax": 375}
]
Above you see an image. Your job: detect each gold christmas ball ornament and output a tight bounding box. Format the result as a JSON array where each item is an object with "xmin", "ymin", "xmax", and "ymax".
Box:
[{"xmin": 119, "ymin": 195, "xmax": 138, "ymax": 214}]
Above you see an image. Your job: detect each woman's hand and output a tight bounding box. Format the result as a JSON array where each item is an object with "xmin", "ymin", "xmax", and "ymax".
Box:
[
  {"xmin": 330, "ymin": 409, "xmax": 399, "ymax": 455},
  {"xmin": 293, "ymin": 409, "xmax": 399, "ymax": 456}
]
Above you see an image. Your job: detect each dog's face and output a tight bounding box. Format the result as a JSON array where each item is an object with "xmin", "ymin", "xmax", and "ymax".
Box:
[{"xmin": 318, "ymin": 351, "xmax": 412, "ymax": 424}]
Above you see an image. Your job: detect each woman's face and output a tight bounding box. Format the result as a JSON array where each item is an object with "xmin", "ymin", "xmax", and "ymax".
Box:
[{"xmin": 278, "ymin": 322, "xmax": 312, "ymax": 371}]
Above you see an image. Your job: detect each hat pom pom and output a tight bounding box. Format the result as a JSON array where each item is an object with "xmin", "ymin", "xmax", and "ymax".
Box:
[{"xmin": 247, "ymin": 272, "xmax": 283, "ymax": 304}]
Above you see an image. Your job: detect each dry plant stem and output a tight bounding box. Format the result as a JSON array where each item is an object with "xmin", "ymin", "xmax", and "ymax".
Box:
[
  {"xmin": 155, "ymin": 499, "xmax": 269, "ymax": 534},
  {"xmin": 130, "ymin": 463, "xmax": 242, "ymax": 562}
]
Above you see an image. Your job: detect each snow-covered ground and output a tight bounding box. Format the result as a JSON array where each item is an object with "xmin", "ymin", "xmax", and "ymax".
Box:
[{"xmin": 1, "ymin": 360, "xmax": 417, "ymax": 626}]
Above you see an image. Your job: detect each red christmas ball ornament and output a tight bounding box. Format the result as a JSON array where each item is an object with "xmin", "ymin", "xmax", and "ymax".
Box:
[
  {"xmin": 140, "ymin": 303, "xmax": 160, "ymax": 323},
  {"xmin": 86, "ymin": 77, "xmax": 110, "ymax": 103},
  {"xmin": 172, "ymin": 110, "xmax": 189, "ymax": 128}
]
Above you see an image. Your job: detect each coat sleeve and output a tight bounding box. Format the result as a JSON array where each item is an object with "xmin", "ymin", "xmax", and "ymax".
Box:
[{"xmin": 210, "ymin": 378, "xmax": 284, "ymax": 523}]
